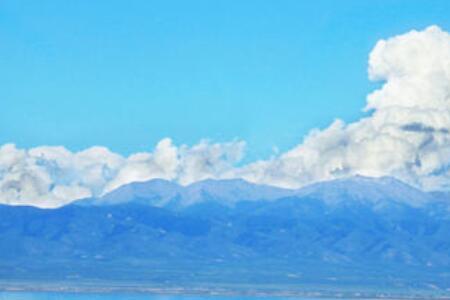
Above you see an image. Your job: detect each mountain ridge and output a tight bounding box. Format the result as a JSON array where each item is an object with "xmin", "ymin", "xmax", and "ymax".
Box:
[
  {"xmin": 76, "ymin": 177, "xmax": 298, "ymax": 208},
  {"xmin": 73, "ymin": 175, "xmax": 442, "ymax": 209},
  {"xmin": 1, "ymin": 175, "xmax": 450, "ymax": 294}
]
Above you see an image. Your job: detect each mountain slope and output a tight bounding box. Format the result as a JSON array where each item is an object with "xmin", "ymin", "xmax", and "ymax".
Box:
[
  {"xmin": 1, "ymin": 176, "xmax": 450, "ymax": 295},
  {"xmin": 77, "ymin": 178, "xmax": 296, "ymax": 208},
  {"xmin": 296, "ymin": 175, "xmax": 434, "ymax": 206}
]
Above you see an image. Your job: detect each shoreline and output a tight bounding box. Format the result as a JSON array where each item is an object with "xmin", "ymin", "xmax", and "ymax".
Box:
[{"xmin": 1, "ymin": 282, "xmax": 450, "ymax": 300}]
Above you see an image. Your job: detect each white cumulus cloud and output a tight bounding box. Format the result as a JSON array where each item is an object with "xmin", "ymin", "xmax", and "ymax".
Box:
[
  {"xmin": 0, "ymin": 140, "xmax": 245, "ymax": 207},
  {"xmin": 1, "ymin": 25, "xmax": 450, "ymax": 207},
  {"xmin": 237, "ymin": 25, "xmax": 450, "ymax": 191}
]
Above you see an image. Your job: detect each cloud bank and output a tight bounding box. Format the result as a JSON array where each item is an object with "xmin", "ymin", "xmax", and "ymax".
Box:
[
  {"xmin": 2, "ymin": 25, "xmax": 450, "ymax": 207},
  {"xmin": 0, "ymin": 140, "xmax": 245, "ymax": 207}
]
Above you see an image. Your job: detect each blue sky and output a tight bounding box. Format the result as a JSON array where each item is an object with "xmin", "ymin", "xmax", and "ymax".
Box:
[{"xmin": 2, "ymin": 0, "xmax": 450, "ymax": 161}]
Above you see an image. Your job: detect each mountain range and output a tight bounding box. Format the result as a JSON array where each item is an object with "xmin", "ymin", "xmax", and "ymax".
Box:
[{"xmin": 1, "ymin": 175, "xmax": 450, "ymax": 296}]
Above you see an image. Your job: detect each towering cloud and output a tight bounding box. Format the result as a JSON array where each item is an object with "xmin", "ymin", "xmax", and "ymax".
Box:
[
  {"xmin": 366, "ymin": 25, "xmax": 450, "ymax": 189},
  {"xmin": 238, "ymin": 25, "xmax": 450, "ymax": 191},
  {"xmin": 1, "ymin": 26, "xmax": 450, "ymax": 207}
]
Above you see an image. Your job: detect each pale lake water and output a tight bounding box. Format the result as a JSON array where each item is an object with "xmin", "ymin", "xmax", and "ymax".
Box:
[{"xmin": 0, "ymin": 292, "xmax": 344, "ymax": 300}]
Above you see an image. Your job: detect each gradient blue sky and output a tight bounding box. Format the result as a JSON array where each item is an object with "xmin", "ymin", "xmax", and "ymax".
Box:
[{"xmin": 2, "ymin": 0, "xmax": 450, "ymax": 161}]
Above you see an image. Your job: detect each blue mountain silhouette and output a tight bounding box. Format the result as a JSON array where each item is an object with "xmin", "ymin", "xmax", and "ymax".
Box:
[{"xmin": 1, "ymin": 176, "xmax": 449, "ymax": 294}]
